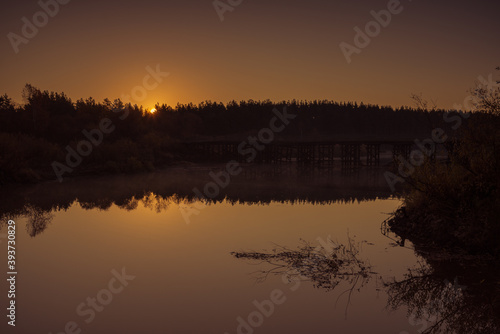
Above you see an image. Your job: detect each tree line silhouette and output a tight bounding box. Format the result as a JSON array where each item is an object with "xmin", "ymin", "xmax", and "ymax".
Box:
[{"xmin": 0, "ymin": 84, "xmax": 459, "ymax": 183}]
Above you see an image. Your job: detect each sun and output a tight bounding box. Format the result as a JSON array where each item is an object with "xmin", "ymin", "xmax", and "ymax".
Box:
[{"xmin": 149, "ymin": 108, "xmax": 157, "ymax": 114}]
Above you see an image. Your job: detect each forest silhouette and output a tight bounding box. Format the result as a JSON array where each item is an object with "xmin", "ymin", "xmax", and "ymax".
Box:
[{"xmin": 0, "ymin": 84, "xmax": 463, "ymax": 183}]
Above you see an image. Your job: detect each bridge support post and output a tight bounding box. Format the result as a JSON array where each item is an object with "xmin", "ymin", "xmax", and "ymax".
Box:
[
  {"xmin": 366, "ymin": 144, "xmax": 380, "ymax": 166},
  {"xmin": 341, "ymin": 144, "xmax": 361, "ymax": 169}
]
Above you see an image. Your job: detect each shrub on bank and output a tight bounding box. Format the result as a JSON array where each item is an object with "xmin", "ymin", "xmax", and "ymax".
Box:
[{"xmin": 389, "ymin": 78, "xmax": 500, "ymax": 256}]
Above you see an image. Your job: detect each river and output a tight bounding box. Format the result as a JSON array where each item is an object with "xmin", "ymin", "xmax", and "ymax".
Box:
[{"xmin": 0, "ymin": 165, "xmax": 494, "ymax": 334}]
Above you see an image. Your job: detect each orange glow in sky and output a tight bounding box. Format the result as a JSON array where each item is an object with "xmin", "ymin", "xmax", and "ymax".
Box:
[{"xmin": 0, "ymin": 0, "xmax": 499, "ymax": 109}]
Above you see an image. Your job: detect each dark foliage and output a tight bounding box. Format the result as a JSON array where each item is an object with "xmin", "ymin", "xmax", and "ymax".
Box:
[{"xmin": 0, "ymin": 84, "xmax": 455, "ymax": 183}]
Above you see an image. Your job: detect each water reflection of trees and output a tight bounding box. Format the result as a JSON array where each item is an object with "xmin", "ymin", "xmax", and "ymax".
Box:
[
  {"xmin": 24, "ymin": 205, "xmax": 54, "ymax": 237},
  {"xmin": 381, "ymin": 214, "xmax": 499, "ymax": 333},
  {"xmin": 0, "ymin": 192, "xmax": 179, "ymax": 237},
  {"xmin": 0, "ymin": 204, "xmax": 54, "ymax": 237},
  {"xmin": 385, "ymin": 262, "xmax": 499, "ymax": 334},
  {"xmin": 231, "ymin": 239, "xmax": 499, "ymax": 334},
  {"xmin": 0, "ymin": 166, "xmax": 395, "ymax": 237}
]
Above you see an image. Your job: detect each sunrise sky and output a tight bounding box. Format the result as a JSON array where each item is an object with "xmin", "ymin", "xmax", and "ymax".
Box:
[{"xmin": 1, "ymin": 0, "xmax": 499, "ymax": 110}]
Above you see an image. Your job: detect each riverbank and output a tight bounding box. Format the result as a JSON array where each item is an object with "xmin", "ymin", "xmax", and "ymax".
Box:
[{"xmin": 386, "ymin": 111, "xmax": 500, "ymax": 260}]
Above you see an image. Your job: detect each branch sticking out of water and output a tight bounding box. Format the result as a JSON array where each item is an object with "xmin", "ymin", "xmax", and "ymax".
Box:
[{"xmin": 231, "ymin": 238, "xmax": 373, "ymax": 291}]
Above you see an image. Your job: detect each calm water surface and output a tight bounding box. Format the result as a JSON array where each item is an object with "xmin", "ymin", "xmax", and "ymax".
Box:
[{"xmin": 0, "ymin": 166, "xmax": 489, "ymax": 334}]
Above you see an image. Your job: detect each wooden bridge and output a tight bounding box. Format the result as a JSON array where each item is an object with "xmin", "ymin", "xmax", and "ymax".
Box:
[{"xmin": 183, "ymin": 140, "xmax": 445, "ymax": 167}]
